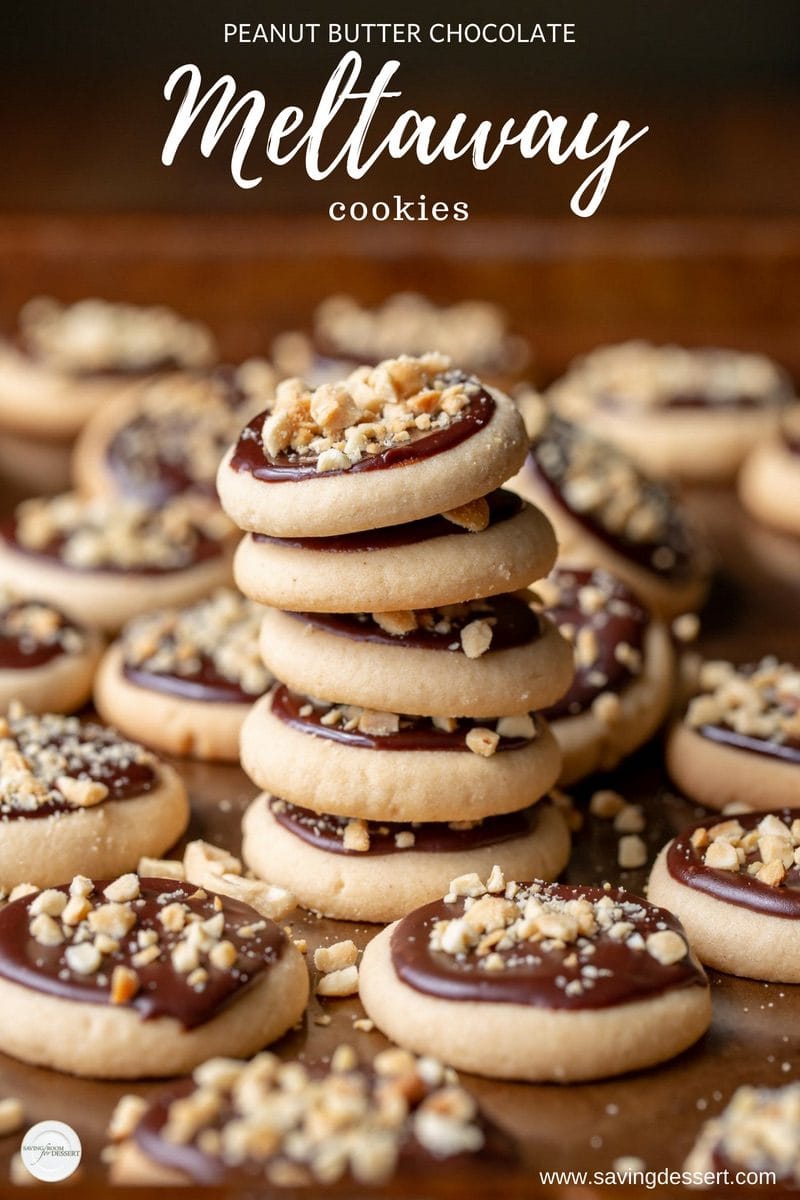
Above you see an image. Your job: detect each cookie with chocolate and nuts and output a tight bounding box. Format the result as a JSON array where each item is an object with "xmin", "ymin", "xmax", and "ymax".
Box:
[
  {"xmin": 548, "ymin": 340, "xmax": 793, "ymax": 482},
  {"xmin": 0, "ymin": 710, "xmax": 188, "ymax": 890},
  {"xmin": 217, "ymin": 354, "xmax": 527, "ymax": 537},
  {"xmin": 257, "ymin": 596, "xmax": 572, "ymax": 719},
  {"xmin": 508, "ymin": 405, "xmax": 709, "ymax": 619},
  {"xmin": 240, "ymin": 689, "xmax": 561, "ymax": 824},
  {"xmin": 0, "ymin": 492, "xmax": 234, "ymax": 632},
  {"xmin": 648, "ymin": 810, "xmax": 800, "ymax": 982},
  {"xmin": 233, "ymin": 488, "xmax": 557, "ymax": 613},
  {"xmin": 242, "ymin": 794, "xmax": 570, "ymax": 923},
  {"xmin": 0, "ymin": 297, "xmax": 216, "ymax": 492},
  {"xmin": 685, "ymin": 1082, "xmax": 800, "ymax": 1184},
  {"xmin": 666, "ymin": 657, "xmax": 800, "ymax": 811},
  {"xmin": 111, "ymin": 1044, "xmax": 508, "ymax": 1186},
  {"xmin": 94, "ymin": 589, "xmax": 270, "ymax": 761},
  {"xmin": 532, "ymin": 567, "xmax": 674, "ymax": 784},
  {"xmin": 73, "ymin": 361, "xmax": 275, "ymax": 505},
  {"xmin": 272, "ymin": 292, "xmax": 530, "ymax": 386},
  {"xmin": 360, "ymin": 870, "xmax": 711, "ymax": 1082},
  {"xmin": 0, "ymin": 873, "xmax": 307, "ymax": 1077},
  {"xmin": 739, "ymin": 406, "xmax": 800, "ymax": 537},
  {"xmin": 0, "ymin": 588, "xmax": 103, "ymax": 714}
]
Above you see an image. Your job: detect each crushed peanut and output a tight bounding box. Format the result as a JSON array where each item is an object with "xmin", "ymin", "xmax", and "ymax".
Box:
[
  {"xmin": 686, "ymin": 657, "xmax": 800, "ymax": 748},
  {"xmin": 685, "ymin": 1083, "xmax": 800, "ymax": 1182}
]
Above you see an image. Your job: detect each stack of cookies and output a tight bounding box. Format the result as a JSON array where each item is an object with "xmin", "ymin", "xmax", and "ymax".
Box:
[{"xmin": 217, "ymin": 353, "xmax": 574, "ymax": 922}]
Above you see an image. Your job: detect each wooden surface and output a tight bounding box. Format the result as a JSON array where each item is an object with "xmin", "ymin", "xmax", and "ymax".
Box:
[{"xmin": 0, "ymin": 217, "xmax": 799, "ymax": 1196}]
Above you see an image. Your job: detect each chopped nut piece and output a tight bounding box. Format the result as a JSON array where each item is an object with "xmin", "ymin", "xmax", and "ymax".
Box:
[
  {"xmin": 103, "ymin": 874, "xmax": 140, "ymax": 903},
  {"xmin": 29, "ymin": 889, "xmax": 67, "ymax": 918},
  {"xmin": 61, "ymin": 894, "xmax": 91, "ymax": 926},
  {"xmin": 56, "ymin": 775, "xmax": 109, "ymax": 808},
  {"xmin": 672, "ymin": 613, "xmax": 700, "ymax": 642},
  {"xmin": 183, "ymin": 840, "xmax": 242, "ymax": 880},
  {"xmin": 65, "ymin": 941, "xmax": 102, "ymax": 975},
  {"xmin": 107, "ymin": 1095, "xmax": 147, "ymax": 1142},
  {"xmin": 617, "ymin": 834, "xmax": 648, "ymax": 869},
  {"xmin": 343, "ymin": 819, "xmax": 370, "ymax": 853},
  {"xmin": 29, "ymin": 913, "xmax": 63, "ymax": 947},
  {"xmin": 371, "ymin": 610, "xmax": 418, "ymax": 636},
  {"xmin": 316, "ymin": 965, "xmax": 359, "ymax": 997},
  {"xmin": 136, "ymin": 857, "xmax": 186, "ymax": 881},
  {"xmin": 756, "ymin": 860, "xmax": 786, "ymax": 887},
  {"xmin": 110, "ymin": 965, "xmax": 140, "ymax": 1005},
  {"xmin": 447, "ymin": 872, "xmax": 486, "ymax": 899},
  {"xmin": 315, "ymin": 940, "xmax": 359, "ymax": 973},
  {"xmin": 357, "ymin": 710, "xmax": 400, "ymax": 737},
  {"xmin": 460, "ymin": 619, "xmax": 493, "ymax": 659},
  {"xmin": 442, "ymin": 497, "xmax": 490, "ymax": 532},
  {"xmin": 394, "ymin": 830, "xmax": 416, "ymax": 849},
  {"xmin": 646, "ymin": 930, "xmax": 688, "ymax": 965},
  {"xmin": 209, "ymin": 940, "xmax": 238, "ymax": 970},
  {"xmin": 353, "ymin": 1017, "xmax": 374, "ymax": 1033},
  {"xmin": 465, "ymin": 727, "xmax": 500, "ymax": 757},
  {"xmin": 589, "ymin": 789, "xmax": 626, "ymax": 819},
  {"xmin": 703, "ymin": 841, "xmax": 739, "ymax": 871},
  {"xmin": 495, "ymin": 714, "xmax": 536, "ymax": 740},
  {"xmin": 613, "ymin": 805, "xmax": 645, "ymax": 834}
]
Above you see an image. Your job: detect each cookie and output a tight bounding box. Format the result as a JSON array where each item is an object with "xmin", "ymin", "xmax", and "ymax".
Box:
[
  {"xmin": 684, "ymin": 1083, "xmax": 800, "ymax": 1184},
  {"xmin": 359, "ymin": 872, "xmax": 711, "ymax": 1082},
  {"xmin": 508, "ymin": 405, "xmax": 709, "ymax": 620},
  {"xmin": 0, "ymin": 711, "xmax": 189, "ymax": 890},
  {"xmin": 0, "ymin": 296, "xmax": 216, "ymax": 442},
  {"xmin": 73, "ymin": 361, "xmax": 276, "ymax": 505},
  {"xmin": 258, "ymin": 597, "xmax": 572, "ymax": 719},
  {"xmin": 111, "ymin": 1045, "xmax": 502, "ymax": 1186},
  {"xmin": 0, "ymin": 493, "xmax": 234, "ymax": 632},
  {"xmin": 233, "ymin": 489, "xmax": 557, "ymax": 613},
  {"xmin": 240, "ymin": 689, "xmax": 561, "ymax": 823},
  {"xmin": 739, "ymin": 409, "xmax": 800, "ymax": 536},
  {"xmin": 548, "ymin": 341, "xmax": 793, "ymax": 482},
  {"xmin": 666, "ymin": 657, "xmax": 800, "ymax": 811},
  {"xmin": 0, "ymin": 589, "xmax": 103, "ymax": 714},
  {"xmin": 0, "ymin": 873, "xmax": 308, "ymax": 1077},
  {"xmin": 533, "ymin": 568, "xmax": 674, "ymax": 783},
  {"xmin": 217, "ymin": 355, "xmax": 527, "ymax": 537},
  {"xmin": 94, "ymin": 590, "xmax": 271, "ymax": 761},
  {"xmin": 648, "ymin": 810, "xmax": 800, "ymax": 982},
  {"xmin": 242, "ymin": 794, "xmax": 571, "ymax": 923},
  {"xmin": 272, "ymin": 292, "xmax": 530, "ymax": 387}
]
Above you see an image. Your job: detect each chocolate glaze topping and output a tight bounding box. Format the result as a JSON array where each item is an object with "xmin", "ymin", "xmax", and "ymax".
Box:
[
  {"xmin": 0, "ymin": 602, "xmax": 79, "ymax": 670},
  {"xmin": 271, "ymin": 686, "xmax": 537, "ymax": 753},
  {"xmin": 123, "ymin": 660, "xmax": 252, "ymax": 705},
  {"xmin": 288, "ymin": 595, "xmax": 541, "ymax": 654},
  {"xmin": 0, "ymin": 879, "xmax": 284, "ymax": 1028},
  {"xmin": 229, "ymin": 387, "xmax": 495, "ymax": 483},
  {"xmin": 392, "ymin": 883, "xmax": 706, "ymax": 1010},
  {"xmin": 697, "ymin": 723, "xmax": 800, "ymax": 765},
  {"xmin": 0, "ymin": 715, "xmax": 157, "ymax": 822},
  {"xmin": 269, "ymin": 796, "xmax": 541, "ymax": 856},
  {"xmin": 133, "ymin": 1071, "xmax": 509, "ymax": 1187},
  {"xmin": 541, "ymin": 568, "xmax": 649, "ymax": 720},
  {"xmin": 667, "ymin": 810, "xmax": 800, "ymax": 918},
  {"xmin": 529, "ymin": 416, "xmax": 699, "ymax": 581},
  {"xmin": 252, "ymin": 488, "xmax": 523, "ymax": 553}
]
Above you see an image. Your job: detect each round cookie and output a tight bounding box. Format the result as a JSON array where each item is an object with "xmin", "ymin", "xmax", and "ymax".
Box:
[
  {"xmin": 272, "ymin": 292, "xmax": 530, "ymax": 388},
  {"xmin": 534, "ymin": 568, "xmax": 674, "ymax": 784},
  {"xmin": 359, "ymin": 874, "xmax": 711, "ymax": 1082},
  {"xmin": 739, "ymin": 410, "xmax": 800, "ymax": 536},
  {"xmin": 111, "ymin": 1045, "xmax": 499, "ymax": 1187},
  {"xmin": 73, "ymin": 361, "xmax": 275, "ymax": 505},
  {"xmin": 217, "ymin": 355, "xmax": 527, "ymax": 537},
  {"xmin": 666, "ymin": 657, "xmax": 800, "ymax": 811},
  {"xmin": 0, "ymin": 711, "xmax": 189, "ymax": 890},
  {"xmin": 0, "ymin": 296, "xmax": 216, "ymax": 443},
  {"xmin": 0, "ymin": 589, "xmax": 103, "ymax": 713},
  {"xmin": 240, "ymin": 689, "xmax": 561, "ymax": 823},
  {"xmin": 648, "ymin": 809, "xmax": 800, "ymax": 982},
  {"xmin": 0, "ymin": 493, "xmax": 234, "ymax": 632},
  {"xmin": 242, "ymin": 794, "xmax": 571, "ymax": 923},
  {"xmin": 258, "ymin": 598, "xmax": 572, "ymax": 719},
  {"xmin": 0, "ymin": 873, "xmax": 308, "ymax": 1078},
  {"xmin": 94, "ymin": 590, "xmax": 270, "ymax": 761},
  {"xmin": 233, "ymin": 489, "xmax": 557, "ymax": 612},
  {"xmin": 507, "ymin": 406, "xmax": 710, "ymax": 620},
  {"xmin": 548, "ymin": 341, "xmax": 793, "ymax": 482}
]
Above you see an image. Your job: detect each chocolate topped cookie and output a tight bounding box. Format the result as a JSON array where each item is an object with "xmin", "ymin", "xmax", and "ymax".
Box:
[
  {"xmin": 360, "ymin": 869, "xmax": 710, "ymax": 1081},
  {"xmin": 0, "ymin": 872, "xmax": 308, "ymax": 1077},
  {"xmin": 0, "ymin": 589, "xmax": 102, "ymax": 714}
]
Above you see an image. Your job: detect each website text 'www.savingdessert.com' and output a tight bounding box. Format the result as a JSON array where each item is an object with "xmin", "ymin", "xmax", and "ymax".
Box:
[{"xmin": 538, "ymin": 1167, "xmax": 777, "ymax": 1189}]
